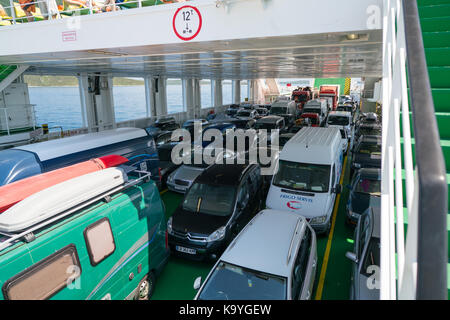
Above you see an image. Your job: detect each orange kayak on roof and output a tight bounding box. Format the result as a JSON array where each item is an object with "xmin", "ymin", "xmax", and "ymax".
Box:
[{"xmin": 0, "ymin": 155, "xmax": 128, "ymax": 213}]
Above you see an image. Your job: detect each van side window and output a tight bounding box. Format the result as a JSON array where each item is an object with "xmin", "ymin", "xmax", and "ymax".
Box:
[
  {"xmin": 2, "ymin": 244, "xmax": 81, "ymax": 300},
  {"xmin": 291, "ymin": 227, "xmax": 312, "ymax": 299},
  {"xmin": 84, "ymin": 218, "xmax": 116, "ymax": 266}
]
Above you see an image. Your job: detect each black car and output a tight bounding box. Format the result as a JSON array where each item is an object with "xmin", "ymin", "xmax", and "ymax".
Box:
[
  {"xmin": 346, "ymin": 204, "xmax": 381, "ymax": 300},
  {"xmin": 182, "ymin": 119, "xmax": 209, "ymax": 138},
  {"xmin": 351, "ymin": 135, "xmax": 382, "ymax": 176},
  {"xmin": 346, "ymin": 168, "xmax": 381, "ymax": 225},
  {"xmin": 157, "ymin": 142, "xmax": 184, "ymax": 188},
  {"xmin": 226, "ymin": 104, "xmax": 240, "ymax": 117},
  {"xmin": 230, "ymin": 118, "xmax": 256, "ymax": 129},
  {"xmin": 167, "ymin": 163, "xmax": 264, "ymax": 261},
  {"xmin": 355, "ymin": 123, "xmax": 382, "ymax": 140},
  {"xmin": 255, "ymin": 107, "xmax": 269, "ymax": 119},
  {"xmin": 154, "ymin": 116, "xmax": 180, "ymax": 131}
]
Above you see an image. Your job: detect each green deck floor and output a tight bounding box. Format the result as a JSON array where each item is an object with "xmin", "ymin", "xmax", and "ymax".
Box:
[{"xmin": 151, "ymin": 154, "xmax": 356, "ymax": 300}]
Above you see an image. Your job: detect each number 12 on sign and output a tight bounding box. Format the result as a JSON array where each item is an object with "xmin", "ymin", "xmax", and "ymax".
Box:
[{"xmin": 173, "ymin": 5, "xmax": 203, "ymax": 41}]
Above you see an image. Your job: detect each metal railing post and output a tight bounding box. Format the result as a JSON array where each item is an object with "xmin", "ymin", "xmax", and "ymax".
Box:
[{"xmin": 9, "ymin": 0, "xmax": 16, "ymax": 24}]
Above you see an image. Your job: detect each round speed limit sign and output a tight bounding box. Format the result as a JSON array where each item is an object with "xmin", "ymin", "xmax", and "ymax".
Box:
[{"xmin": 173, "ymin": 5, "xmax": 202, "ymax": 41}]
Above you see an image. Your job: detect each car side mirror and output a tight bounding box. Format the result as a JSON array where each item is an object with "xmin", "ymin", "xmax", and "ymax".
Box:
[
  {"xmin": 345, "ymin": 252, "xmax": 358, "ymax": 263},
  {"xmin": 193, "ymin": 276, "xmax": 202, "ymax": 290}
]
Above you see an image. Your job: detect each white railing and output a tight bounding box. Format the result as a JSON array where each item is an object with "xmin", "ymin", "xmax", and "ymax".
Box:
[{"xmin": 380, "ymin": 0, "xmax": 415, "ymax": 300}]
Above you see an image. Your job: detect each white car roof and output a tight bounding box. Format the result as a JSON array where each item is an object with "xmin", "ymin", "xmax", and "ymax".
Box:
[
  {"xmin": 15, "ymin": 127, "xmax": 147, "ymax": 161},
  {"xmin": 280, "ymin": 127, "xmax": 341, "ymax": 165},
  {"xmin": 328, "ymin": 111, "xmax": 351, "ymax": 117},
  {"xmin": 221, "ymin": 209, "xmax": 308, "ymax": 277}
]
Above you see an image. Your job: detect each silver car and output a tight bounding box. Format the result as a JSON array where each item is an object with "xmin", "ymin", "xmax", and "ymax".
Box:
[
  {"xmin": 166, "ymin": 149, "xmax": 237, "ymax": 193},
  {"xmin": 193, "ymin": 209, "xmax": 317, "ymax": 300},
  {"xmin": 346, "ymin": 205, "xmax": 380, "ymax": 300}
]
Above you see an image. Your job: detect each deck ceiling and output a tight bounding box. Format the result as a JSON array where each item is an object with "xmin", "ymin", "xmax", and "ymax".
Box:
[
  {"xmin": 0, "ymin": 0, "xmax": 383, "ymax": 79},
  {"xmin": 17, "ymin": 30, "xmax": 382, "ymax": 79}
]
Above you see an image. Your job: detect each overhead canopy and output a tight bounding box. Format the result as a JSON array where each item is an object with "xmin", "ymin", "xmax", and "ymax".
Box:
[{"xmin": 0, "ymin": 0, "xmax": 383, "ymax": 79}]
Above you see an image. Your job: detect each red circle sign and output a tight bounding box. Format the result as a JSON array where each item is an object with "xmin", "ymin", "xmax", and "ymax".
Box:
[{"xmin": 173, "ymin": 5, "xmax": 203, "ymax": 41}]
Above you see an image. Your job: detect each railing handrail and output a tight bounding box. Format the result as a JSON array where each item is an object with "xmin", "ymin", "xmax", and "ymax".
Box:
[{"xmin": 402, "ymin": 0, "xmax": 448, "ymax": 300}]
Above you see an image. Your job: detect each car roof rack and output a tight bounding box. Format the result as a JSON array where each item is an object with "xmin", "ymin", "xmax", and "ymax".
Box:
[{"xmin": 0, "ymin": 166, "xmax": 151, "ymax": 252}]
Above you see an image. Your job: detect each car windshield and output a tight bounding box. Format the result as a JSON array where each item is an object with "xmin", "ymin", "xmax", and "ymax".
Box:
[
  {"xmin": 198, "ymin": 262, "xmax": 287, "ymax": 300},
  {"xmin": 357, "ymin": 143, "xmax": 381, "ymax": 155},
  {"xmin": 237, "ymin": 111, "xmax": 251, "ymax": 117},
  {"xmin": 270, "ymin": 107, "xmax": 287, "ymax": 115},
  {"xmin": 294, "ymin": 94, "xmax": 307, "ymax": 102},
  {"xmin": 182, "ymin": 183, "xmax": 236, "ymax": 216},
  {"xmin": 273, "ymin": 160, "xmax": 331, "ymax": 193},
  {"xmin": 304, "ymin": 108, "xmax": 321, "ymax": 114},
  {"xmin": 355, "ymin": 178, "xmax": 381, "ymax": 195},
  {"xmin": 328, "ymin": 116, "xmax": 349, "ymax": 126}
]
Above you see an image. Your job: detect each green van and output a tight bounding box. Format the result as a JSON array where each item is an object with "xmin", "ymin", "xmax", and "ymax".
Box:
[{"xmin": 0, "ymin": 167, "xmax": 169, "ymax": 300}]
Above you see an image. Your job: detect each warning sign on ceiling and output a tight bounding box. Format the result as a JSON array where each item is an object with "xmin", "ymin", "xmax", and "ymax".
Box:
[{"xmin": 172, "ymin": 5, "xmax": 203, "ymax": 41}]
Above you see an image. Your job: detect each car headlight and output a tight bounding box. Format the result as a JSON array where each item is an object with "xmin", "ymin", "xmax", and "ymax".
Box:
[
  {"xmin": 353, "ymin": 163, "xmax": 361, "ymax": 169},
  {"xmin": 167, "ymin": 172, "xmax": 175, "ymax": 183},
  {"xmin": 207, "ymin": 226, "xmax": 226, "ymax": 242},
  {"xmin": 310, "ymin": 215, "xmax": 328, "ymax": 225},
  {"xmin": 167, "ymin": 217, "xmax": 174, "ymax": 235}
]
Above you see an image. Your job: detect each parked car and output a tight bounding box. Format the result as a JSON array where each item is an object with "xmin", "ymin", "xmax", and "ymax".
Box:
[
  {"xmin": 303, "ymin": 99, "xmax": 328, "ymax": 126},
  {"xmin": 351, "ymin": 135, "xmax": 382, "ymax": 177},
  {"xmin": 269, "ymin": 101, "xmax": 298, "ymax": 127},
  {"xmin": 235, "ymin": 108, "xmax": 258, "ymax": 119},
  {"xmin": 254, "ymin": 115, "xmax": 286, "ymax": 146},
  {"xmin": 346, "ymin": 204, "xmax": 381, "ymax": 300},
  {"xmin": 157, "ymin": 142, "xmax": 184, "ymax": 188},
  {"xmin": 346, "ymin": 168, "xmax": 381, "ymax": 225},
  {"xmin": 182, "ymin": 119, "xmax": 209, "ymax": 138},
  {"xmin": 0, "ymin": 127, "xmax": 160, "ymax": 187},
  {"xmin": 355, "ymin": 123, "xmax": 382, "ymax": 141},
  {"xmin": 153, "ymin": 130, "xmax": 176, "ymax": 147},
  {"xmin": 266, "ymin": 127, "xmax": 343, "ymax": 234},
  {"xmin": 240, "ymin": 103, "xmax": 255, "ymax": 110},
  {"xmin": 255, "ymin": 107, "xmax": 269, "ymax": 119},
  {"xmin": 230, "ymin": 118, "xmax": 256, "ymax": 129},
  {"xmin": 154, "ymin": 116, "xmax": 180, "ymax": 131},
  {"xmin": 226, "ymin": 105, "xmax": 240, "ymax": 117},
  {"xmin": 326, "ymin": 111, "xmax": 354, "ymax": 148},
  {"xmin": 168, "ymin": 163, "xmax": 264, "ymax": 261},
  {"xmin": 193, "ymin": 209, "xmax": 317, "ymax": 300},
  {"xmin": 198, "ymin": 122, "xmax": 237, "ymax": 148},
  {"xmin": 166, "ymin": 149, "xmax": 237, "ymax": 193},
  {"xmin": 0, "ymin": 166, "xmax": 169, "ymax": 300}
]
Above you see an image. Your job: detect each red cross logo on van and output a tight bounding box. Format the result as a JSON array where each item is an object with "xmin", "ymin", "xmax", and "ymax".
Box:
[{"xmin": 287, "ymin": 201, "xmax": 302, "ymax": 210}]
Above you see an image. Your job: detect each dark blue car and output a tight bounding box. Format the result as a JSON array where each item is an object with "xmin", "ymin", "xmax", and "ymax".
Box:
[
  {"xmin": 346, "ymin": 168, "xmax": 381, "ymax": 225},
  {"xmin": 200, "ymin": 123, "xmax": 237, "ymax": 148}
]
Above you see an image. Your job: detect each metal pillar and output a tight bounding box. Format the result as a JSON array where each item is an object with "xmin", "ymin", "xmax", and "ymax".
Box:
[
  {"xmin": 213, "ymin": 79, "xmax": 223, "ymax": 109},
  {"xmin": 232, "ymin": 80, "xmax": 241, "ymax": 104},
  {"xmin": 183, "ymin": 78, "xmax": 195, "ymax": 119}
]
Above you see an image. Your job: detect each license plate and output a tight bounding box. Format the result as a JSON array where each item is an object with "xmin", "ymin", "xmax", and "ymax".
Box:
[{"xmin": 176, "ymin": 246, "xmax": 196, "ymax": 255}]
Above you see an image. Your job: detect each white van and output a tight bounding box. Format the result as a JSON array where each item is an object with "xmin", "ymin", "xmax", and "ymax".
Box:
[
  {"xmin": 326, "ymin": 111, "xmax": 353, "ymax": 151},
  {"xmin": 303, "ymin": 99, "xmax": 328, "ymax": 125},
  {"xmin": 266, "ymin": 127, "xmax": 344, "ymax": 234}
]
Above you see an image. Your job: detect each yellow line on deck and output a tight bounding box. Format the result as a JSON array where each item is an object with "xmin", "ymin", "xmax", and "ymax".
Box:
[
  {"xmin": 314, "ymin": 154, "xmax": 348, "ymax": 300},
  {"xmin": 160, "ymin": 189, "xmax": 168, "ymax": 195}
]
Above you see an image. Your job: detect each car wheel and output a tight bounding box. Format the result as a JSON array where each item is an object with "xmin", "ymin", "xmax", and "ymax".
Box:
[{"xmin": 136, "ymin": 272, "xmax": 156, "ymax": 300}]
